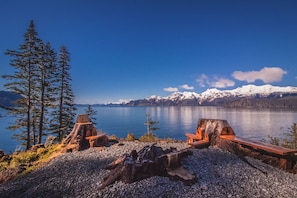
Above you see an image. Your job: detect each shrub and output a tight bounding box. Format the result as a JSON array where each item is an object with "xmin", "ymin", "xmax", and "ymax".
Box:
[
  {"xmin": 126, "ymin": 132, "xmax": 136, "ymax": 141},
  {"xmin": 139, "ymin": 133, "xmax": 157, "ymax": 142},
  {"xmin": 269, "ymin": 123, "xmax": 297, "ymax": 149},
  {"xmin": 109, "ymin": 135, "xmax": 117, "ymax": 141},
  {"xmin": 10, "ymin": 151, "xmax": 39, "ymax": 167}
]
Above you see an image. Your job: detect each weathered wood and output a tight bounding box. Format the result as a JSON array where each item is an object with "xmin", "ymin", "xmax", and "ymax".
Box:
[
  {"xmin": 220, "ymin": 135, "xmax": 297, "ymax": 156},
  {"xmin": 185, "ymin": 119, "xmax": 234, "ymax": 147},
  {"xmin": 219, "ymin": 135, "xmax": 297, "ymax": 171},
  {"xmin": 76, "ymin": 114, "xmax": 89, "ymax": 123},
  {"xmin": 63, "ymin": 115, "xmax": 108, "ymax": 151},
  {"xmin": 85, "ymin": 134, "xmax": 108, "ymax": 147},
  {"xmin": 99, "ymin": 144, "xmax": 196, "ymax": 190},
  {"xmin": 186, "ymin": 118, "xmax": 297, "ymax": 172}
]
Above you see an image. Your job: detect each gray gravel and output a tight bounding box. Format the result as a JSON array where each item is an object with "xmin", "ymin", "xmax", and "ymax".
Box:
[{"xmin": 0, "ymin": 141, "xmax": 297, "ymax": 198}]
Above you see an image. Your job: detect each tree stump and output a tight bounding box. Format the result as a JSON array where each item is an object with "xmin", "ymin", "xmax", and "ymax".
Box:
[
  {"xmin": 63, "ymin": 119, "xmax": 108, "ymax": 152},
  {"xmin": 99, "ymin": 144, "xmax": 196, "ymax": 190}
]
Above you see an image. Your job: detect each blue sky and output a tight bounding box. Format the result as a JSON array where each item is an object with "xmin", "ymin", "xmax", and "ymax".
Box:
[{"xmin": 1, "ymin": 0, "xmax": 297, "ymax": 104}]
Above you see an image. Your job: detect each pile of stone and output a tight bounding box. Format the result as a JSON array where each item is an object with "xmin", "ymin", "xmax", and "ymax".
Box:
[{"xmin": 1, "ymin": 141, "xmax": 297, "ymax": 198}]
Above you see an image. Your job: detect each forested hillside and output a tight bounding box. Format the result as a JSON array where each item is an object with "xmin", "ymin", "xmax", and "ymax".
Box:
[{"xmin": 224, "ymin": 96, "xmax": 297, "ymax": 109}]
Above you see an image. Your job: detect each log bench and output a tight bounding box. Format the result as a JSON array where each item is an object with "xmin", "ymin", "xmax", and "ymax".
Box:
[
  {"xmin": 185, "ymin": 127, "xmax": 203, "ymax": 144},
  {"xmin": 220, "ymin": 135, "xmax": 297, "ymax": 170},
  {"xmin": 185, "ymin": 119, "xmax": 233, "ymax": 149},
  {"xmin": 85, "ymin": 134, "xmax": 108, "ymax": 147}
]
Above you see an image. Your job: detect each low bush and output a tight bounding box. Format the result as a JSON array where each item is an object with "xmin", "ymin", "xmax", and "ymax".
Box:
[
  {"xmin": 126, "ymin": 132, "xmax": 136, "ymax": 141},
  {"xmin": 269, "ymin": 123, "xmax": 297, "ymax": 149},
  {"xmin": 139, "ymin": 133, "xmax": 157, "ymax": 142}
]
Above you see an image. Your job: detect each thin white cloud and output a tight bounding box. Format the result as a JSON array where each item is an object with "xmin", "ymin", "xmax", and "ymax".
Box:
[
  {"xmin": 209, "ymin": 77, "xmax": 235, "ymax": 88},
  {"xmin": 180, "ymin": 84, "xmax": 194, "ymax": 90},
  {"xmin": 196, "ymin": 74, "xmax": 234, "ymax": 88},
  {"xmin": 232, "ymin": 67, "xmax": 287, "ymax": 83},
  {"xmin": 196, "ymin": 74, "xmax": 208, "ymax": 87},
  {"xmin": 163, "ymin": 87, "xmax": 179, "ymax": 92}
]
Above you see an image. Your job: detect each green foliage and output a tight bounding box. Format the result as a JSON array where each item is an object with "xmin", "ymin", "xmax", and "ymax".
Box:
[
  {"xmin": 3, "ymin": 20, "xmax": 42, "ymax": 149},
  {"xmin": 269, "ymin": 123, "xmax": 297, "ymax": 149},
  {"xmin": 109, "ymin": 135, "xmax": 117, "ymax": 141},
  {"xmin": 139, "ymin": 133, "xmax": 158, "ymax": 142},
  {"xmin": 2, "ymin": 20, "xmax": 76, "ymax": 149},
  {"xmin": 84, "ymin": 105, "xmax": 97, "ymax": 125},
  {"xmin": 50, "ymin": 45, "xmax": 76, "ymax": 141},
  {"xmin": 282, "ymin": 123, "xmax": 297, "ymax": 149},
  {"xmin": 144, "ymin": 113, "xmax": 159, "ymax": 136},
  {"xmin": 0, "ymin": 143, "xmax": 61, "ymax": 171},
  {"xmin": 10, "ymin": 151, "xmax": 39, "ymax": 167},
  {"xmin": 268, "ymin": 136, "xmax": 280, "ymax": 146},
  {"xmin": 126, "ymin": 132, "xmax": 136, "ymax": 141}
]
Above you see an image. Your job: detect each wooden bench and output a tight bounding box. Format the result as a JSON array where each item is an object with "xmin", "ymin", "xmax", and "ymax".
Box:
[
  {"xmin": 185, "ymin": 127, "xmax": 211, "ymax": 148},
  {"xmin": 220, "ymin": 135, "xmax": 297, "ymax": 170},
  {"xmin": 185, "ymin": 128, "xmax": 203, "ymax": 144},
  {"xmin": 85, "ymin": 134, "xmax": 108, "ymax": 147}
]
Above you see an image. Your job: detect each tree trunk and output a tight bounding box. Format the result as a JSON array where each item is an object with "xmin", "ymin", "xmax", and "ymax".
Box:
[{"xmin": 99, "ymin": 144, "xmax": 196, "ymax": 190}]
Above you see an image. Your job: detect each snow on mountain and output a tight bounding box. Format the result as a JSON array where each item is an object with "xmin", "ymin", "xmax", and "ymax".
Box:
[
  {"xmin": 164, "ymin": 91, "xmax": 200, "ymax": 100},
  {"xmin": 228, "ymin": 84, "xmax": 297, "ymax": 97},
  {"xmin": 141, "ymin": 84, "xmax": 297, "ymax": 104},
  {"xmin": 147, "ymin": 95, "xmax": 162, "ymax": 100}
]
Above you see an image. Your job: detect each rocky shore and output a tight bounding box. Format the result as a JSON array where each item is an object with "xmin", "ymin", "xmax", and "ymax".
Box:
[{"xmin": 1, "ymin": 141, "xmax": 297, "ymax": 198}]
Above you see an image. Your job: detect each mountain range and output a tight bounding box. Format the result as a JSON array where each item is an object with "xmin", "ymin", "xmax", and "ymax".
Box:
[
  {"xmin": 2, "ymin": 84, "xmax": 297, "ymax": 109},
  {"xmin": 124, "ymin": 84, "xmax": 297, "ymax": 109}
]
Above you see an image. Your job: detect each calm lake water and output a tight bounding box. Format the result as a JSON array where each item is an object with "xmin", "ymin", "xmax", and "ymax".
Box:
[{"xmin": 1, "ymin": 106, "xmax": 297, "ymax": 153}]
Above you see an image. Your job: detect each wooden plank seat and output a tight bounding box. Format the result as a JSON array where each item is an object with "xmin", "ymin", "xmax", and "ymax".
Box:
[
  {"xmin": 185, "ymin": 127, "xmax": 203, "ymax": 144},
  {"xmin": 185, "ymin": 133, "xmax": 202, "ymax": 144},
  {"xmin": 85, "ymin": 134, "xmax": 108, "ymax": 147},
  {"xmin": 220, "ymin": 135, "xmax": 297, "ymax": 155},
  {"xmin": 220, "ymin": 135, "xmax": 297, "ymax": 170}
]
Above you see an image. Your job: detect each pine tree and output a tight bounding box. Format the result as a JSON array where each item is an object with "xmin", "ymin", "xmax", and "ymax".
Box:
[
  {"xmin": 144, "ymin": 113, "xmax": 159, "ymax": 135},
  {"xmin": 84, "ymin": 105, "xmax": 97, "ymax": 125},
  {"xmin": 50, "ymin": 45, "xmax": 76, "ymax": 141},
  {"xmin": 2, "ymin": 20, "xmax": 41, "ymax": 150},
  {"xmin": 35, "ymin": 41, "xmax": 58, "ymax": 144}
]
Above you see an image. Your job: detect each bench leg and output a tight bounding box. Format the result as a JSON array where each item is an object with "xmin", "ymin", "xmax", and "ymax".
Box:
[
  {"xmin": 280, "ymin": 158, "xmax": 292, "ymax": 170},
  {"xmin": 89, "ymin": 139, "xmax": 96, "ymax": 147},
  {"xmin": 187, "ymin": 137, "xmax": 192, "ymax": 144}
]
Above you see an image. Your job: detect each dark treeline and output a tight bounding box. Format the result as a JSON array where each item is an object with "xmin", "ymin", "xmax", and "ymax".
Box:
[{"xmin": 1, "ymin": 20, "xmax": 76, "ymax": 150}]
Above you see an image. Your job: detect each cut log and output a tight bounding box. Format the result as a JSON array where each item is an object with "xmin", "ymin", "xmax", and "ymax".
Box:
[
  {"xmin": 99, "ymin": 144, "xmax": 196, "ymax": 190},
  {"xmin": 63, "ymin": 114, "xmax": 108, "ymax": 152},
  {"xmin": 186, "ymin": 119, "xmax": 235, "ymax": 147}
]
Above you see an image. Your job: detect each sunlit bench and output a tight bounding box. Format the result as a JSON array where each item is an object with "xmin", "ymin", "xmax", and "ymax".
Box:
[
  {"xmin": 185, "ymin": 127, "xmax": 211, "ymax": 148},
  {"xmin": 220, "ymin": 135, "xmax": 297, "ymax": 170},
  {"xmin": 85, "ymin": 134, "xmax": 108, "ymax": 147}
]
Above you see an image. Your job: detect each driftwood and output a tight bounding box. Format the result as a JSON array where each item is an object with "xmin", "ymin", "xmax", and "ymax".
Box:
[{"xmin": 99, "ymin": 144, "xmax": 196, "ymax": 190}]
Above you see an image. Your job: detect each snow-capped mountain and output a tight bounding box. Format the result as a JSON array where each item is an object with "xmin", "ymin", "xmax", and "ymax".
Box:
[{"xmin": 125, "ymin": 84, "xmax": 297, "ymax": 108}]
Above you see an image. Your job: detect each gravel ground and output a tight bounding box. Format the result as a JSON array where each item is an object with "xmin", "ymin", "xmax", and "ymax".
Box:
[{"xmin": 0, "ymin": 141, "xmax": 297, "ymax": 198}]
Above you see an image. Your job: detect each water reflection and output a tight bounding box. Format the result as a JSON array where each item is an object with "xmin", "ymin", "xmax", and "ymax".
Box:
[{"xmin": 1, "ymin": 106, "xmax": 297, "ymax": 153}]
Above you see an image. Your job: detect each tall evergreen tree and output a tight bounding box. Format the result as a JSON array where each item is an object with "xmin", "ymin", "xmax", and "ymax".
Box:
[
  {"xmin": 35, "ymin": 41, "xmax": 58, "ymax": 144},
  {"xmin": 84, "ymin": 105, "xmax": 97, "ymax": 125},
  {"xmin": 2, "ymin": 20, "xmax": 41, "ymax": 149},
  {"xmin": 50, "ymin": 45, "xmax": 76, "ymax": 141}
]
